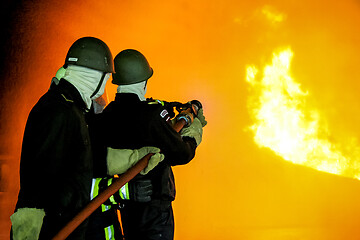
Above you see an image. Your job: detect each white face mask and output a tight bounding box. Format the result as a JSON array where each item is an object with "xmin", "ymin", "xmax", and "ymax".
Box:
[
  {"xmin": 91, "ymin": 73, "xmax": 111, "ymax": 100},
  {"xmin": 64, "ymin": 65, "xmax": 111, "ymax": 109}
]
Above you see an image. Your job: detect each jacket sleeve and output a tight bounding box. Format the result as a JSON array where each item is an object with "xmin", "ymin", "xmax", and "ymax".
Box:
[
  {"xmin": 16, "ymin": 103, "xmax": 79, "ymax": 211},
  {"xmin": 87, "ymin": 112, "xmax": 109, "ymax": 177},
  {"xmin": 149, "ymin": 107, "xmax": 197, "ymax": 166}
]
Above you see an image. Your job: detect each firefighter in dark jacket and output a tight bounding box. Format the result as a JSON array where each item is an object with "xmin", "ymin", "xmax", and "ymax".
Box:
[
  {"xmin": 90, "ymin": 49, "xmax": 206, "ymax": 240},
  {"xmin": 10, "ymin": 38, "xmax": 163, "ymax": 240}
]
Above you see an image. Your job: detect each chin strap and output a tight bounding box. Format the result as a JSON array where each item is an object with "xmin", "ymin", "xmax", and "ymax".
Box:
[{"xmin": 90, "ymin": 72, "xmax": 107, "ymax": 99}]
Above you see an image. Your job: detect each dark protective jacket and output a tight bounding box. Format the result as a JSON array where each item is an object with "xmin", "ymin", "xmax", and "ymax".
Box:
[
  {"xmin": 90, "ymin": 93, "xmax": 197, "ymax": 201},
  {"xmin": 15, "ymin": 80, "xmax": 93, "ymax": 239}
]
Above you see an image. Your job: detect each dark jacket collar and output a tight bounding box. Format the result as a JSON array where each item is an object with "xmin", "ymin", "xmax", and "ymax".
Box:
[
  {"xmin": 54, "ymin": 79, "xmax": 87, "ymax": 110},
  {"xmin": 115, "ymin": 93, "xmax": 142, "ymax": 103}
]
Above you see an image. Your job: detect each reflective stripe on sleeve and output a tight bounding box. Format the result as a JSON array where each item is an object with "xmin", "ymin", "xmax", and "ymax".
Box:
[
  {"xmin": 107, "ymin": 178, "xmax": 117, "ymax": 204},
  {"xmin": 90, "ymin": 178, "xmax": 102, "ymax": 200},
  {"xmin": 120, "ymin": 183, "xmax": 129, "ymax": 200},
  {"xmin": 104, "ymin": 224, "xmax": 115, "ymax": 240}
]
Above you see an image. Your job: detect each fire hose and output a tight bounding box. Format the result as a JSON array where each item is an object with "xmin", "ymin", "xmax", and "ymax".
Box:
[{"xmin": 52, "ymin": 100, "xmax": 202, "ymax": 240}]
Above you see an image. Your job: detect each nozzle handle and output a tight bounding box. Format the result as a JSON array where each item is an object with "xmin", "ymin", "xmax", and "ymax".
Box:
[{"xmin": 190, "ymin": 100, "xmax": 202, "ymax": 116}]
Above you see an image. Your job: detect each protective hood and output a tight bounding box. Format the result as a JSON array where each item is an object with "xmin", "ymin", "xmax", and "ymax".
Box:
[
  {"xmin": 117, "ymin": 80, "xmax": 147, "ymax": 101},
  {"xmin": 50, "ymin": 66, "xmax": 66, "ymax": 87},
  {"xmin": 64, "ymin": 65, "xmax": 110, "ymax": 109},
  {"xmin": 55, "ymin": 66, "xmax": 66, "ymax": 80}
]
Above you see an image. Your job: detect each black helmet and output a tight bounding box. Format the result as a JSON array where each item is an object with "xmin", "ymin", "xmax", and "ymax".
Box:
[
  {"xmin": 65, "ymin": 37, "xmax": 115, "ymax": 73},
  {"xmin": 112, "ymin": 49, "xmax": 153, "ymax": 85}
]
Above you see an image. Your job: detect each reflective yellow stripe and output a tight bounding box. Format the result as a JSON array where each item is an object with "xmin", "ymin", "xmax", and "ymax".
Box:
[
  {"xmin": 90, "ymin": 178, "xmax": 102, "ymax": 200},
  {"xmin": 148, "ymin": 99, "xmax": 165, "ymax": 106},
  {"xmin": 157, "ymin": 99, "xmax": 165, "ymax": 106},
  {"xmin": 61, "ymin": 94, "xmax": 74, "ymax": 103},
  {"xmin": 125, "ymin": 183, "xmax": 130, "ymax": 199},
  {"xmin": 104, "ymin": 224, "xmax": 115, "ymax": 240},
  {"xmin": 120, "ymin": 183, "xmax": 129, "ymax": 200},
  {"xmin": 107, "ymin": 178, "xmax": 117, "ymax": 204},
  {"xmin": 110, "ymin": 225, "xmax": 115, "ymax": 240},
  {"xmin": 101, "ymin": 204, "xmax": 107, "ymax": 213}
]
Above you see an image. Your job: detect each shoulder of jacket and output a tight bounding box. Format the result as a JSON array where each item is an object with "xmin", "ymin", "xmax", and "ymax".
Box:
[
  {"xmin": 125, "ymin": 98, "xmax": 169, "ymax": 122},
  {"xmin": 146, "ymin": 98, "xmax": 166, "ymax": 106},
  {"xmin": 149, "ymin": 103, "xmax": 171, "ymax": 122},
  {"xmin": 29, "ymin": 98, "xmax": 75, "ymax": 128}
]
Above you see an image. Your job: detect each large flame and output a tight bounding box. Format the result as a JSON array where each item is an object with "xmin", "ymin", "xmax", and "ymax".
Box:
[{"xmin": 246, "ymin": 48, "xmax": 360, "ymax": 179}]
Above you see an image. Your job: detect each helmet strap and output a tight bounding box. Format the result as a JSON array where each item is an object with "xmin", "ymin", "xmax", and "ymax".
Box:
[
  {"xmin": 144, "ymin": 79, "xmax": 148, "ymax": 90},
  {"xmin": 90, "ymin": 72, "xmax": 107, "ymax": 99}
]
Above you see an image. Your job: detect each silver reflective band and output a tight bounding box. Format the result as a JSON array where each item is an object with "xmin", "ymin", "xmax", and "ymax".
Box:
[
  {"xmin": 90, "ymin": 178, "xmax": 97, "ymax": 200},
  {"xmin": 105, "ymin": 225, "xmax": 114, "ymax": 240},
  {"xmin": 120, "ymin": 185, "xmax": 128, "ymax": 199}
]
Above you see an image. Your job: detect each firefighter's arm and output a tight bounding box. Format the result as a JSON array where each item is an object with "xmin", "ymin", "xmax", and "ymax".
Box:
[
  {"xmin": 106, "ymin": 146, "xmax": 164, "ymax": 176},
  {"xmin": 10, "ymin": 208, "xmax": 45, "ymax": 240},
  {"xmin": 150, "ymin": 111, "xmax": 196, "ymax": 166},
  {"xmin": 150, "ymin": 105, "xmax": 206, "ymax": 166}
]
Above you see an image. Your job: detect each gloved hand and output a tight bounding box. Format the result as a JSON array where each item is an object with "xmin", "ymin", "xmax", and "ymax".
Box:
[
  {"xmin": 10, "ymin": 208, "xmax": 45, "ymax": 240},
  {"xmin": 140, "ymin": 151, "xmax": 165, "ymax": 175},
  {"xmin": 107, "ymin": 147, "xmax": 164, "ymax": 176},
  {"xmin": 196, "ymin": 108, "xmax": 207, "ymax": 127},
  {"xmin": 180, "ymin": 117, "xmax": 203, "ymax": 146},
  {"xmin": 119, "ymin": 179, "xmax": 153, "ymax": 202}
]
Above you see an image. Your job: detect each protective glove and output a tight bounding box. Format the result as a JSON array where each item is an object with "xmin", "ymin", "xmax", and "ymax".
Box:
[
  {"xmin": 196, "ymin": 108, "xmax": 207, "ymax": 127},
  {"xmin": 140, "ymin": 151, "xmax": 165, "ymax": 175},
  {"xmin": 119, "ymin": 179, "xmax": 153, "ymax": 202},
  {"xmin": 180, "ymin": 117, "xmax": 203, "ymax": 146},
  {"xmin": 107, "ymin": 147, "xmax": 165, "ymax": 176},
  {"xmin": 10, "ymin": 208, "xmax": 45, "ymax": 240}
]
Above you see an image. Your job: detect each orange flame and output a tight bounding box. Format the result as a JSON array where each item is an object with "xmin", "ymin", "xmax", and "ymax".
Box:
[{"xmin": 246, "ymin": 48, "xmax": 360, "ymax": 179}]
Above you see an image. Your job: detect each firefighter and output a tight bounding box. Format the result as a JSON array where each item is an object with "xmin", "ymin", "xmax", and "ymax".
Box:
[
  {"xmin": 87, "ymin": 98, "xmax": 161, "ymax": 240},
  {"xmin": 10, "ymin": 38, "xmax": 163, "ymax": 240},
  {"xmin": 90, "ymin": 49, "xmax": 206, "ymax": 240}
]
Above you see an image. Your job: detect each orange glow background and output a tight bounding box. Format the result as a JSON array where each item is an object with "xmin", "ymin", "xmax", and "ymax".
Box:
[{"xmin": 1, "ymin": 0, "xmax": 360, "ymax": 239}]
